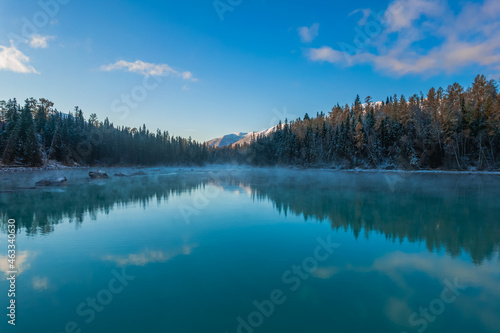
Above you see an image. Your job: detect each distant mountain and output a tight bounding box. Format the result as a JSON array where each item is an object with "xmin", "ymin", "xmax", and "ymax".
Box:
[
  {"xmin": 206, "ymin": 125, "xmax": 281, "ymax": 148},
  {"xmin": 230, "ymin": 125, "xmax": 281, "ymax": 147},
  {"xmin": 206, "ymin": 132, "xmax": 249, "ymax": 148}
]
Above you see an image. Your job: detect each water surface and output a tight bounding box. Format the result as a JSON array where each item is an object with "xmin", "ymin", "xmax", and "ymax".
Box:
[{"xmin": 0, "ymin": 167, "xmax": 499, "ymax": 333}]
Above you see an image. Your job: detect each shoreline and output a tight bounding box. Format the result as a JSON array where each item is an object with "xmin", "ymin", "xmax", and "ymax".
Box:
[{"xmin": 1, "ymin": 163, "xmax": 500, "ymax": 176}]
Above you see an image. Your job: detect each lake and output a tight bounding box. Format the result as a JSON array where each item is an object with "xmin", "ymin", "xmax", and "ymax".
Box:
[{"xmin": 1, "ymin": 167, "xmax": 499, "ymax": 333}]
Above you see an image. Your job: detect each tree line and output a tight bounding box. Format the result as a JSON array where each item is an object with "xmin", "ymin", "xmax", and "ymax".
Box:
[
  {"xmin": 1, "ymin": 75, "xmax": 499, "ymax": 170},
  {"xmin": 0, "ymin": 98, "xmax": 207, "ymax": 167},
  {"xmin": 226, "ymin": 75, "xmax": 500, "ymax": 170}
]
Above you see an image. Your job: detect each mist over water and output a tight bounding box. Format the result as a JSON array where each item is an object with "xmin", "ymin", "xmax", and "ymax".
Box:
[{"xmin": 1, "ymin": 167, "xmax": 499, "ymax": 332}]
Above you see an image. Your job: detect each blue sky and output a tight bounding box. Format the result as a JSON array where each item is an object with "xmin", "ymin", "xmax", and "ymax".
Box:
[{"xmin": 0, "ymin": 0, "xmax": 499, "ymax": 142}]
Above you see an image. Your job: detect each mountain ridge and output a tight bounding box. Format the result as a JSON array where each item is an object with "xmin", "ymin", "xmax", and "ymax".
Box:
[{"xmin": 206, "ymin": 125, "xmax": 280, "ymax": 148}]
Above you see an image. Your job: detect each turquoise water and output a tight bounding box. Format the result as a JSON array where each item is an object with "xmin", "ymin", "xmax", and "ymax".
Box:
[{"xmin": 0, "ymin": 168, "xmax": 499, "ymax": 333}]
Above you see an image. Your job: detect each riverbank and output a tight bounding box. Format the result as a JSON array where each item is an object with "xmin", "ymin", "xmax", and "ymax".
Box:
[{"xmin": 1, "ymin": 162, "xmax": 500, "ymax": 176}]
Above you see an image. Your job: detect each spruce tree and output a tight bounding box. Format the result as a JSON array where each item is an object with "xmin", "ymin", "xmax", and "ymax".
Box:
[{"xmin": 18, "ymin": 101, "xmax": 43, "ymax": 166}]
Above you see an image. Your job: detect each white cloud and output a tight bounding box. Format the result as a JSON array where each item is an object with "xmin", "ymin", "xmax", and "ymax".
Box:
[
  {"xmin": 29, "ymin": 34, "xmax": 55, "ymax": 49},
  {"xmin": 0, "ymin": 43, "xmax": 39, "ymax": 74},
  {"xmin": 297, "ymin": 23, "xmax": 320, "ymax": 43},
  {"xmin": 181, "ymin": 71, "xmax": 195, "ymax": 81},
  {"xmin": 306, "ymin": 0, "xmax": 500, "ymax": 76},
  {"xmin": 384, "ymin": 0, "xmax": 446, "ymax": 33},
  {"xmin": 307, "ymin": 46, "xmax": 345, "ymax": 63},
  {"xmin": 100, "ymin": 60, "xmax": 198, "ymax": 81}
]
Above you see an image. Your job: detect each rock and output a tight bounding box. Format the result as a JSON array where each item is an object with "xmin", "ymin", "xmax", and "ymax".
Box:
[
  {"xmin": 89, "ymin": 170, "xmax": 109, "ymax": 179},
  {"xmin": 35, "ymin": 177, "xmax": 68, "ymax": 186}
]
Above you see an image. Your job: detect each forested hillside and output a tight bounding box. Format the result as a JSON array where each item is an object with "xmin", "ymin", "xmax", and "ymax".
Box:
[
  {"xmin": 1, "ymin": 75, "xmax": 499, "ymax": 170},
  {"xmin": 224, "ymin": 75, "xmax": 500, "ymax": 170},
  {"xmin": 0, "ymin": 99, "xmax": 207, "ymax": 167}
]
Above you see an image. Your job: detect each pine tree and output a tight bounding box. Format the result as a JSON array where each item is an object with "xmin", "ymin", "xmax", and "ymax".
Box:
[
  {"xmin": 18, "ymin": 101, "xmax": 43, "ymax": 166},
  {"xmin": 1, "ymin": 100, "xmax": 20, "ymax": 164},
  {"xmin": 354, "ymin": 120, "xmax": 364, "ymax": 150},
  {"xmin": 0, "ymin": 100, "xmax": 6, "ymax": 123}
]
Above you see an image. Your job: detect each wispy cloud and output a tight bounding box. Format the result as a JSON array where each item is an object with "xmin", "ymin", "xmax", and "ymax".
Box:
[
  {"xmin": 297, "ymin": 23, "xmax": 320, "ymax": 43},
  {"xmin": 306, "ymin": 0, "xmax": 500, "ymax": 76},
  {"xmin": 385, "ymin": 0, "xmax": 445, "ymax": 33},
  {"xmin": 0, "ymin": 43, "xmax": 39, "ymax": 74},
  {"xmin": 102, "ymin": 250, "xmax": 175, "ymax": 267},
  {"xmin": 307, "ymin": 46, "xmax": 345, "ymax": 63},
  {"xmin": 100, "ymin": 60, "xmax": 198, "ymax": 81},
  {"xmin": 101, "ymin": 245, "xmax": 196, "ymax": 267},
  {"xmin": 349, "ymin": 8, "xmax": 372, "ymax": 26},
  {"xmin": 29, "ymin": 34, "xmax": 55, "ymax": 49}
]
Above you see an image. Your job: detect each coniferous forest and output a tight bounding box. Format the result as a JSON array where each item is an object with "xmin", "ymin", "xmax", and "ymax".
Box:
[
  {"xmin": 1, "ymin": 75, "xmax": 499, "ymax": 170},
  {"xmin": 0, "ymin": 99, "xmax": 208, "ymax": 167},
  {"xmin": 219, "ymin": 74, "xmax": 500, "ymax": 170}
]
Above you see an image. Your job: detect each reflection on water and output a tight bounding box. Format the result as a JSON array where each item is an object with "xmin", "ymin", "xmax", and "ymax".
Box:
[
  {"xmin": 0, "ymin": 168, "xmax": 499, "ymax": 333},
  {"xmin": 0, "ymin": 170, "xmax": 203, "ymax": 235},
  {"xmin": 1, "ymin": 168, "xmax": 499, "ymax": 263}
]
